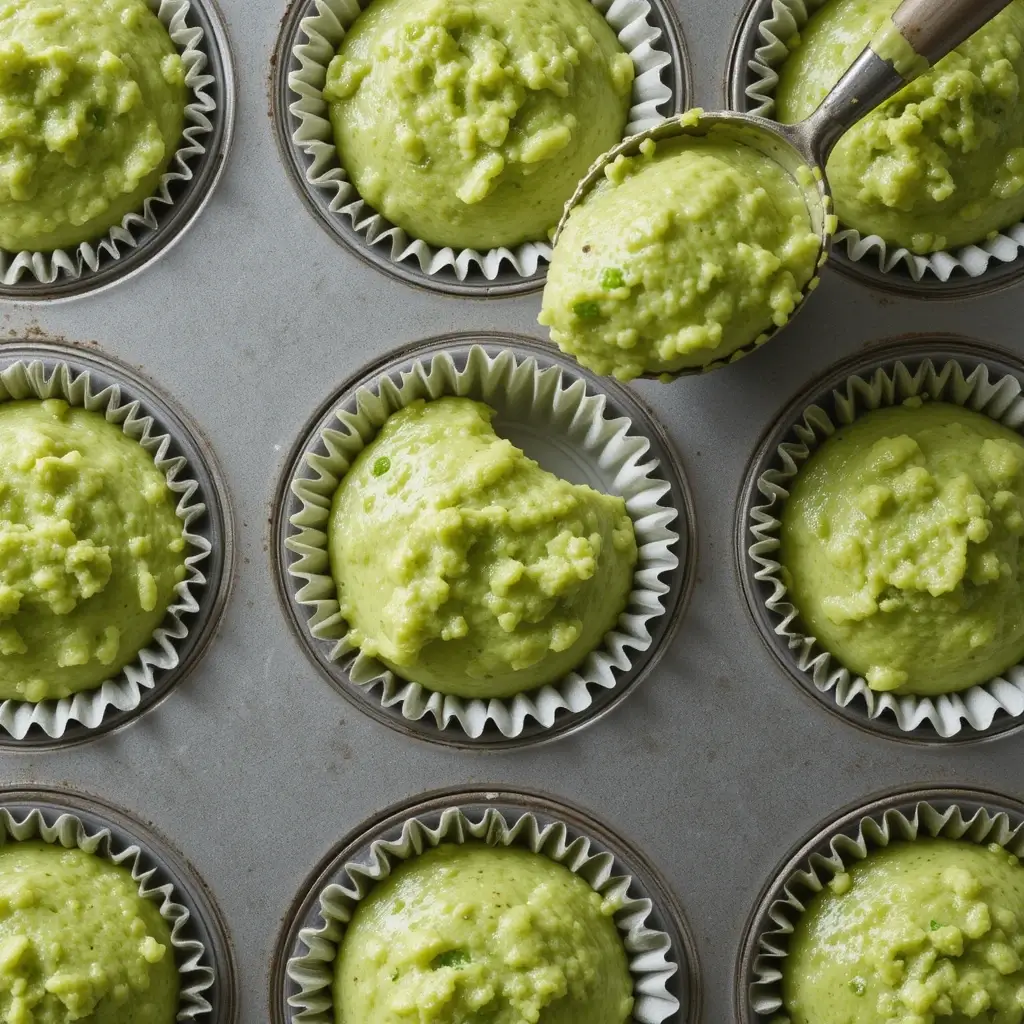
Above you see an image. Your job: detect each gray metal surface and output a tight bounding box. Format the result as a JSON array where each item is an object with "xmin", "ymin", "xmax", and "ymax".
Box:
[{"xmin": 0, "ymin": 0, "xmax": 1021, "ymax": 1021}]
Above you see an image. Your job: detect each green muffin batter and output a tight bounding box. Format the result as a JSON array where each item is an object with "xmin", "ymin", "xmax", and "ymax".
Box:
[
  {"xmin": 328, "ymin": 397, "xmax": 638, "ymax": 699},
  {"xmin": 776, "ymin": 0, "xmax": 1024, "ymax": 254},
  {"xmin": 0, "ymin": 0, "xmax": 187, "ymax": 253},
  {"xmin": 781, "ymin": 402, "xmax": 1024, "ymax": 696},
  {"xmin": 334, "ymin": 843, "xmax": 633, "ymax": 1024},
  {"xmin": 0, "ymin": 399, "xmax": 187, "ymax": 703},
  {"xmin": 783, "ymin": 839, "xmax": 1024, "ymax": 1024},
  {"xmin": 322, "ymin": 0, "xmax": 635, "ymax": 250},
  {"xmin": 538, "ymin": 127, "xmax": 822, "ymax": 381},
  {"xmin": 0, "ymin": 841, "xmax": 178, "ymax": 1024}
]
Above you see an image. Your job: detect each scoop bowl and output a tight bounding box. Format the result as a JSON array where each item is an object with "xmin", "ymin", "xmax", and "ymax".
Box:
[{"xmin": 545, "ymin": 0, "xmax": 1016, "ymax": 381}]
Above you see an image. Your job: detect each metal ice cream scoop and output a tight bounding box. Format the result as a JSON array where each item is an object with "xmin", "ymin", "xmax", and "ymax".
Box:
[{"xmin": 550, "ymin": 0, "xmax": 1017, "ymax": 380}]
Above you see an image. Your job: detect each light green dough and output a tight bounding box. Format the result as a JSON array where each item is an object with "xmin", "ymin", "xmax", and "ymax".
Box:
[
  {"xmin": 784, "ymin": 839, "xmax": 1024, "ymax": 1024},
  {"xmin": 327, "ymin": 397, "xmax": 638, "ymax": 699},
  {"xmin": 0, "ymin": 399, "xmax": 187, "ymax": 702},
  {"xmin": 0, "ymin": 0, "xmax": 187, "ymax": 253},
  {"xmin": 0, "ymin": 841, "xmax": 178, "ymax": 1024},
  {"xmin": 776, "ymin": 0, "xmax": 1024, "ymax": 253},
  {"xmin": 323, "ymin": 0, "xmax": 634, "ymax": 250},
  {"xmin": 538, "ymin": 130, "xmax": 821, "ymax": 381},
  {"xmin": 781, "ymin": 402, "xmax": 1024, "ymax": 696},
  {"xmin": 334, "ymin": 843, "xmax": 633, "ymax": 1024}
]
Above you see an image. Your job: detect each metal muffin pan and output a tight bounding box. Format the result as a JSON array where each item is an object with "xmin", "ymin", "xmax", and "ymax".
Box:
[
  {"xmin": 270, "ymin": 786, "xmax": 702, "ymax": 1024},
  {"xmin": 725, "ymin": 0, "xmax": 1024, "ymax": 300},
  {"xmin": 270, "ymin": 0, "xmax": 691, "ymax": 298},
  {"xmin": 273, "ymin": 331, "xmax": 696, "ymax": 749},
  {"xmin": 735, "ymin": 335, "xmax": 1024, "ymax": 746},
  {"xmin": 0, "ymin": 340, "xmax": 233, "ymax": 749},
  {"xmin": 4, "ymin": 0, "xmax": 1024, "ymax": 1020},
  {"xmin": 1, "ymin": 0, "xmax": 236, "ymax": 303},
  {"xmin": 735, "ymin": 784, "xmax": 1024, "ymax": 1022}
]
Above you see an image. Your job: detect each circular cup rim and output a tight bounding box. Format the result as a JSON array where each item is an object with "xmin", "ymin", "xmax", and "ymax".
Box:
[
  {"xmin": 733, "ymin": 782, "xmax": 1024, "ymax": 1022},
  {"xmin": 0, "ymin": 781, "xmax": 239, "ymax": 1024},
  {"xmin": 268, "ymin": 783, "xmax": 703, "ymax": 1024},
  {"xmin": 0, "ymin": 338, "xmax": 235, "ymax": 749},
  {"xmin": 269, "ymin": 0, "xmax": 692, "ymax": 298},
  {"xmin": 734, "ymin": 332, "xmax": 1024, "ymax": 747},
  {"xmin": 0, "ymin": 0, "xmax": 237, "ymax": 303},
  {"xmin": 269, "ymin": 329, "xmax": 697, "ymax": 751}
]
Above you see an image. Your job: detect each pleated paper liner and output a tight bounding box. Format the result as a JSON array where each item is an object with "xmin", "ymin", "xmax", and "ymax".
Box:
[
  {"xmin": 1, "ymin": 0, "xmax": 232, "ymax": 298},
  {"xmin": 278, "ymin": 789, "xmax": 700, "ymax": 1023},
  {"xmin": 0, "ymin": 347, "xmax": 230, "ymax": 744},
  {"xmin": 739, "ymin": 786, "xmax": 1024, "ymax": 1022},
  {"xmin": 282, "ymin": 338, "xmax": 688, "ymax": 745},
  {"xmin": 279, "ymin": 0, "xmax": 687, "ymax": 293},
  {"xmin": 742, "ymin": 340, "xmax": 1024, "ymax": 741}
]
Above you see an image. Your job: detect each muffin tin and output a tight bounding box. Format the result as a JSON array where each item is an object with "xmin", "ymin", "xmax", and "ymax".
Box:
[{"xmin": 3, "ymin": 0, "xmax": 1024, "ymax": 1021}]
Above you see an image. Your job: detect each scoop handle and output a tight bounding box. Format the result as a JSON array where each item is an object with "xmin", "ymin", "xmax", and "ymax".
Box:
[
  {"xmin": 801, "ymin": 0, "xmax": 1017, "ymax": 162},
  {"xmin": 892, "ymin": 0, "xmax": 1016, "ymax": 65}
]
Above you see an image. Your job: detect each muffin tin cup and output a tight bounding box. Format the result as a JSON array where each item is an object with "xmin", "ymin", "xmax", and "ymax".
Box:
[
  {"xmin": 274, "ymin": 0, "xmax": 688, "ymax": 296},
  {"xmin": 0, "ymin": 785, "xmax": 236, "ymax": 1022},
  {"xmin": 736, "ymin": 784, "xmax": 1024, "ymax": 1023},
  {"xmin": 2, "ymin": 0, "xmax": 234, "ymax": 301},
  {"xmin": 0, "ymin": 342, "xmax": 232, "ymax": 746},
  {"xmin": 738, "ymin": 336, "xmax": 1024, "ymax": 743},
  {"xmin": 726, "ymin": 0, "xmax": 1024, "ymax": 297},
  {"xmin": 275, "ymin": 787, "xmax": 700, "ymax": 1024},
  {"xmin": 277, "ymin": 333, "xmax": 691, "ymax": 747}
]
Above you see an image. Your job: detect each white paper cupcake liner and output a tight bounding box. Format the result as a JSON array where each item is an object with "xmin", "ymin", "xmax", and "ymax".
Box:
[
  {"xmin": 0, "ymin": 359, "xmax": 211, "ymax": 740},
  {"xmin": 739, "ymin": 0, "xmax": 1024, "ymax": 284},
  {"xmin": 748, "ymin": 356, "xmax": 1024, "ymax": 738},
  {"xmin": 0, "ymin": 804, "xmax": 215, "ymax": 1019},
  {"xmin": 747, "ymin": 793, "xmax": 1024, "ymax": 1020},
  {"xmin": 285, "ymin": 344, "xmax": 680, "ymax": 740},
  {"xmin": 286, "ymin": 0, "xmax": 680, "ymax": 283},
  {"xmin": 4, "ymin": 0, "xmax": 219, "ymax": 288},
  {"xmin": 286, "ymin": 804, "xmax": 681, "ymax": 1024}
]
